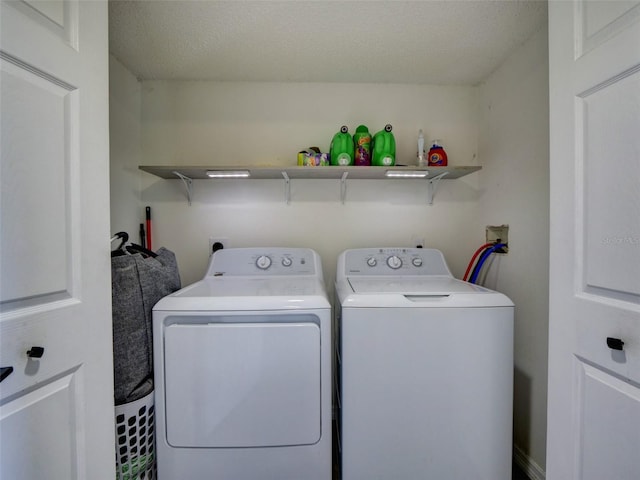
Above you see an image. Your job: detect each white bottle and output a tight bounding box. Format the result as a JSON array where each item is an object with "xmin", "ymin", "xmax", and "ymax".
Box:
[{"xmin": 417, "ymin": 129, "xmax": 425, "ymax": 166}]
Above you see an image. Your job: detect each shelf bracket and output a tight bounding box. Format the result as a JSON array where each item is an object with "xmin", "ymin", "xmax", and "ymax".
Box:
[
  {"xmin": 282, "ymin": 171, "xmax": 291, "ymax": 204},
  {"xmin": 426, "ymin": 171, "xmax": 449, "ymax": 205},
  {"xmin": 340, "ymin": 172, "xmax": 349, "ymax": 204},
  {"xmin": 173, "ymin": 171, "xmax": 193, "ymax": 205}
]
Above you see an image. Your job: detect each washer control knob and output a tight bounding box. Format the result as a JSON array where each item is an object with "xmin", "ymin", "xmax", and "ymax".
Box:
[
  {"xmin": 256, "ymin": 255, "xmax": 272, "ymax": 270},
  {"xmin": 412, "ymin": 257, "xmax": 423, "ymax": 267},
  {"xmin": 366, "ymin": 257, "xmax": 377, "ymax": 267},
  {"xmin": 387, "ymin": 255, "xmax": 402, "ymax": 269},
  {"xmin": 282, "ymin": 256, "xmax": 293, "ymax": 267}
]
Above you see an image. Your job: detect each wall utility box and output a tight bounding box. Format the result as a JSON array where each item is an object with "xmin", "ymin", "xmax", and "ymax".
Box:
[{"xmin": 485, "ymin": 225, "xmax": 509, "ymax": 253}]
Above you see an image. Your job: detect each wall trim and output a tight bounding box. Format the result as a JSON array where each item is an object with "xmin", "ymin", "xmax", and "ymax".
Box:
[{"xmin": 514, "ymin": 444, "xmax": 546, "ymax": 480}]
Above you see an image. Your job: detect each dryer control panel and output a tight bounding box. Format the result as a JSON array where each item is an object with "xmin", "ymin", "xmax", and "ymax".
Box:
[
  {"xmin": 206, "ymin": 247, "xmax": 319, "ymax": 277},
  {"xmin": 340, "ymin": 248, "xmax": 452, "ymax": 276}
]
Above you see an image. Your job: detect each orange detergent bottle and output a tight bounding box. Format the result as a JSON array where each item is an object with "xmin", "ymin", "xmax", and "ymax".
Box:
[{"xmin": 427, "ymin": 140, "xmax": 448, "ymax": 167}]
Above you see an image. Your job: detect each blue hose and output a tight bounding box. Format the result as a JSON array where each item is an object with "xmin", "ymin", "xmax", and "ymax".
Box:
[{"xmin": 469, "ymin": 243, "xmax": 507, "ymax": 284}]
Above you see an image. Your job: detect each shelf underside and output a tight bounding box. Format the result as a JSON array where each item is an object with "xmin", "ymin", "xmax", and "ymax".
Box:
[{"xmin": 139, "ymin": 165, "xmax": 481, "ymax": 181}]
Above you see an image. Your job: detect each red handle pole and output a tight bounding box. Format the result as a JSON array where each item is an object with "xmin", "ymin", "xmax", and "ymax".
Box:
[{"xmin": 145, "ymin": 206, "xmax": 152, "ymax": 251}]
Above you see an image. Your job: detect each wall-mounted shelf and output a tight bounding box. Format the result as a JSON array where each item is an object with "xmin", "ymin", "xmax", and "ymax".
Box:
[{"xmin": 139, "ymin": 165, "xmax": 481, "ymax": 205}]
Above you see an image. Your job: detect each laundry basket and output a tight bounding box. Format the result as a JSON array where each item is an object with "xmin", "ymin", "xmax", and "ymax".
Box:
[{"xmin": 115, "ymin": 390, "xmax": 156, "ymax": 480}]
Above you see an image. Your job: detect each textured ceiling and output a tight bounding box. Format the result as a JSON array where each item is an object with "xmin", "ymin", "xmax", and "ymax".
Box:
[{"xmin": 109, "ymin": 0, "xmax": 548, "ymax": 85}]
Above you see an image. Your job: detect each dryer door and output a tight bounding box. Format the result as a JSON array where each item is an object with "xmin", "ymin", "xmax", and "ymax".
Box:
[{"xmin": 164, "ymin": 321, "xmax": 321, "ymax": 447}]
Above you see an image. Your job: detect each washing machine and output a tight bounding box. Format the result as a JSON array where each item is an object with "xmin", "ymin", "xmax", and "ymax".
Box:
[
  {"xmin": 335, "ymin": 248, "xmax": 514, "ymax": 480},
  {"xmin": 153, "ymin": 247, "xmax": 332, "ymax": 480}
]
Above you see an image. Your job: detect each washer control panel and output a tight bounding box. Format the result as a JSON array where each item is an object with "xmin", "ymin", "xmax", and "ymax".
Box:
[
  {"xmin": 207, "ymin": 247, "xmax": 318, "ymax": 276},
  {"xmin": 342, "ymin": 248, "xmax": 451, "ymax": 276}
]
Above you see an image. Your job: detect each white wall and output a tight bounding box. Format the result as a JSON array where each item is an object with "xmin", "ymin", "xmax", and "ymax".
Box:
[
  {"xmin": 477, "ymin": 25, "xmax": 549, "ymax": 476},
  {"xmin": 109, "ymin": 55, "xmax": 143, "ymax": 239},
  {"xmin": 109, "ymin": 27, "xmax": 550, "ymax": 474},
  {"xmin": 138, "ymin": 82, "xmax": 482, "ymax": 288}
]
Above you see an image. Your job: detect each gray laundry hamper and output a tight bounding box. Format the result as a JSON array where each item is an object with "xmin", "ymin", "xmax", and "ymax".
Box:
[{"xmin": 111, "ymin": 246, "xmax": 180, "ymax": 479}]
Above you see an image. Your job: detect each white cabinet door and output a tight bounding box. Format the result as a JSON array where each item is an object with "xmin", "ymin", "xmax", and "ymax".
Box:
[
  {"xmin": 0, "ymin": 1, "xmax": 114, "ymax": 479},
  {"xmin": 547, "ymin": 2, "xmax": 640, "ymax": 479}
]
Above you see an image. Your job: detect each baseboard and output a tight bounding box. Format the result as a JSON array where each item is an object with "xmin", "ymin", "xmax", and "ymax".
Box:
[{"xmin": 514, "ymin": 444, "xmax": 546, "ymax": 480}]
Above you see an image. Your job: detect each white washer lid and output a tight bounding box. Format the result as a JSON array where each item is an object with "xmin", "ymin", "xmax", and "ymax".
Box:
[
  {"xmin": 348, "ymin": 276, "xmax": 483, "ymax": 295},
  {"xmin": 339, "ymin": 276, "xmax": 514, "ymax": 308},
  {"xmin": 181, "ymin": 276, "xmax": 324, "ymax": 297},
  {"xmin": 154, "ymin": 276, "xmax": 330, "ymax": 311}
]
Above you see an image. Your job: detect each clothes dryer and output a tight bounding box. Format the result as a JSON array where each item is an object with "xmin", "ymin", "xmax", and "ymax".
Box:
[
  {"xmin": 153, "ymin": 248, "xmax": 331, "ymax": 480},
  {"xmin": 335, "ymin": 248, "xmax": 513, "ymax": 480}
]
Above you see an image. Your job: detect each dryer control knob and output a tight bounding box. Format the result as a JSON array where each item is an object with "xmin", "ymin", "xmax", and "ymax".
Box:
[
  {"xmin": 366, "ymin": 257, "xmax": 377, "ymax": 267},
  {"xmin": 412, "ymin": 258, "xmax": 423, "ymax": 267},
  {"xmin": 282, "ymin": 256, "xmax": 293, "ymax": 267},
  {"xmin": 387, "ymin": 255, "xmax": 402, "ymax": 269},
  {"xmin": 256, "ymin": 255, "xmax": 272, "ymax": 270}
]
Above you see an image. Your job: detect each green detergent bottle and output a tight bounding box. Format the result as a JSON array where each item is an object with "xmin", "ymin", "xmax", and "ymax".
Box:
[
  {"xmin": 372, "ymin": 124, "xmax": 396, "ymax": 166},
  {"xmin": 330, "ymin": 126, "xmax": 354, "ymax": 166}
]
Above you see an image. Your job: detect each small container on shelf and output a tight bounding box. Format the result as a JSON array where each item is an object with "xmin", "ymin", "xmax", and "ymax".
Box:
[
  {"xmin": 417, "ymin": 129, "xmax": 425, "ymax": 167},
  {"xmin": 353, "ymin": 125, "xmax": 372, "ymax": 166},
  {"xmin": 297, "ymin": 147, "xmax": 330, "ymax": 166},
  {"xmin": 427, "ymin": 140, "xmax": 448, "ymax": 167}
]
